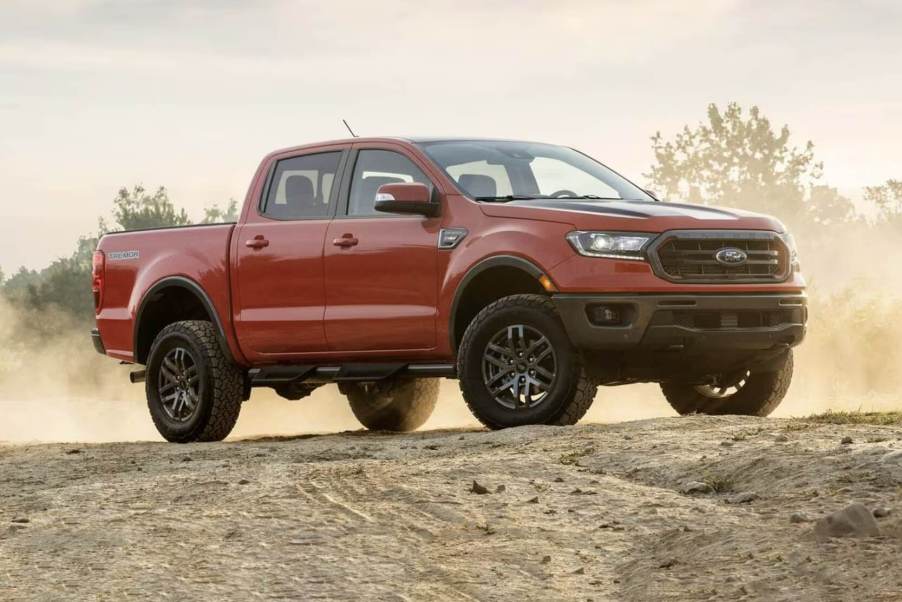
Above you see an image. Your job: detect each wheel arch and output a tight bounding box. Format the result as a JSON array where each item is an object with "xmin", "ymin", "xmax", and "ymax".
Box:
[
  {"xmin": 133, "ymin": 276, "xmax": 234, "ymax": 365},
  {"xmin": 449, "ymin": 255, "xmax": 550, "ymax": 354}
]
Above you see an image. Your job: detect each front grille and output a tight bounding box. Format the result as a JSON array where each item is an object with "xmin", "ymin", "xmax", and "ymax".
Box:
[
  {"xmin": 650, "ymin": 308, "xmax": 803, "ymax": 330},
  {"xmin": 649, "ymin": 231, "xmax": 790, "ymax": 283}
]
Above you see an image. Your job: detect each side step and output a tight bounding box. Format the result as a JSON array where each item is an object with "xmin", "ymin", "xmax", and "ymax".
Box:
[{"xmin": 248, "ymin": 362, "xmax": 456, "ymax": 387}]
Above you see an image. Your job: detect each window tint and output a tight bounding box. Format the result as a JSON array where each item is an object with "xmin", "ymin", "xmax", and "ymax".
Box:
[
  {"xmin": 263, "ymin": 152, "xmax": 342, "ymax": 219},
  {"xmin": 348, "ymin": 150, "xmax": 431, "ymax": 216}
]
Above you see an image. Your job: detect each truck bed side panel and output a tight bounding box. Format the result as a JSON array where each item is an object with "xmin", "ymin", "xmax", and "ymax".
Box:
[{"xmin": 96, "ymin": 224, "xmax": 240, "ymax": 363}]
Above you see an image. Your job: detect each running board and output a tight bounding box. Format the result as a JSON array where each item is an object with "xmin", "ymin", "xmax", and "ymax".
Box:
[{"xmin": 248, "ymin": 363, "xmax": 456, "ymax": 386}]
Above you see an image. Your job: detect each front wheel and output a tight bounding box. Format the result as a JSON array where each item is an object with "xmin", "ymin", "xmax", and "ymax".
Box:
[
  {"xmin": 457, "ymin": 294, "xmax": 597, "ymax": 429},
  {"xmin": 145, "ymin": 320, "xmax": 245, "ymax": 443},
  {"xmin": 661, "ymin": 350, "xmax": 794, "ymax": 417},
  {"xmin": 342, "ymin": 378, "xmax": 439, "ymax": 432}
]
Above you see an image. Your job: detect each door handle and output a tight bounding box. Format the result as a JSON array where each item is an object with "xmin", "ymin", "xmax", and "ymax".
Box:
[
  {"xmin": 332, "ymin": 234, "xmax": 359, "ymax": 248},
  {"xmin": 245, "ymin": 235, "xmax": 269, "ymax": 250}
]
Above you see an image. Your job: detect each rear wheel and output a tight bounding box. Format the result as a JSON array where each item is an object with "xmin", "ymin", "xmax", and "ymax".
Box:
[
  {"xmin": 661, "ymin": 350, "xmax": 794, "ymax": 417},
  {"xmin": 342, "ymin": 378, "xmax": 439, "ymax": 432},
  {"xmin": 457, "ymin": 294, "xmax": 597, "ymax": 429},
  {"xmin": 145, "ymin": 320, "xmax": 244, "ymax": 443}
]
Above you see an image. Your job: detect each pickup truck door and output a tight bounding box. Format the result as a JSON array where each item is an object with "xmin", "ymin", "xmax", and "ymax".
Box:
[
  {"xmin": 323, "ymin": 145, "xmax": 441, "ymax": 352},
  {"xmin": 233, "ymin": 148, "xmax": 347, "ymax": 361}
]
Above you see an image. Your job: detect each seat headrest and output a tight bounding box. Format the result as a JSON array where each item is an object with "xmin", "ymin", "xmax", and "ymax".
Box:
[
  {"xmin": 280, "ymin": 175, "xmax": 316, "ymax": 217},
  {"xmin": 458, "ymin": 174, "xmax": 497, "ymax": 198}
]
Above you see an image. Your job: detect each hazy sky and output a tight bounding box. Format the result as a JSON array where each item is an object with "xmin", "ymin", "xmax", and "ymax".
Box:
[{"xmin": 1, "ymin": 0, "xmax": 900, "ymax": 274}]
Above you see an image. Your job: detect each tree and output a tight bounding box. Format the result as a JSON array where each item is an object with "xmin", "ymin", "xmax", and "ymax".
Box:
[
  {"xmin": 645, "ymin": 102, "xmax": 843, "ymax": 227},
  {"xmin": 201, "ymin": 199, "xmax": 239, "ymax": 223},
  {"xmin": 864, "ymin": 179, "xmax": 902, "ymax": 222},
  {"xmin": 106, "ymin": 185, "xmax": 190, "ymax": 231}
]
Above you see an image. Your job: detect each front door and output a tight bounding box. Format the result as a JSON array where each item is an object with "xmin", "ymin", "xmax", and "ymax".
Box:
[
  {"xmin": 234, "ymin": 149, "xmax": 346, "ymax": 361},
  {"xmin": 323, "ymin": 147, "xmax": 440, "ymax": 352}
]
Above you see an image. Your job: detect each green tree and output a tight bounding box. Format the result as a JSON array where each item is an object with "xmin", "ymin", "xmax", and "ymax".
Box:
[
  {"xmin": 645, "ymin": 102, "xmax": 849, "ymax": 227},
  {"xmin": 107, "ymin": 185, "xmax": 190, "ymax": 231},
  {"xmin": 201, "ymin": 199, "xmax": 239, "ymax": 223}
]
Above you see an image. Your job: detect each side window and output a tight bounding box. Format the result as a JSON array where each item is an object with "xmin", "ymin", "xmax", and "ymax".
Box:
[
  {"xmin": 263, "ymin": 152, "xmax": 342, "ymax": 220},
  {"xmin": 348, "ymin": 150, "xmax": 431, "ymax": 216}
]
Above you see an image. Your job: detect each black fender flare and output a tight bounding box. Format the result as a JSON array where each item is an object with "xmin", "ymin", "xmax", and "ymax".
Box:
[
  {"xmin": 448, "ymin": 255, "xmax": 546, "ymax": 353},
  {"xmin": 133, "ymin": 276, "xmax": 235, "ymax": 365}
]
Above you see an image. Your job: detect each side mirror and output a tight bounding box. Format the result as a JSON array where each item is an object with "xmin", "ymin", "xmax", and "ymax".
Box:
[{"xmin": 374, "ymin": 182, "xmax": 439, "ymax": 217}]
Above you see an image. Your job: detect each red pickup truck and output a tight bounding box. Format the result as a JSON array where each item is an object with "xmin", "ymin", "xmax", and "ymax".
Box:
[{"xmin": 92, "ymin": 137, "xmax": 807, "ymax": 442}]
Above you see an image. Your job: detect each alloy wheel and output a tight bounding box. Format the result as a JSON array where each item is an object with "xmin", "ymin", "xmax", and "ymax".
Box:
[{"xmin": 481, "ymin": 324, "xmax": 557, "ymax": 410}]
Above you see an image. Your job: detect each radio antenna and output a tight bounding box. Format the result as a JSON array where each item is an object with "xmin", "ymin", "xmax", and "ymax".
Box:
[{"xmin": 342, "ymin": 119, "xmax": 358, "ymax": 138}]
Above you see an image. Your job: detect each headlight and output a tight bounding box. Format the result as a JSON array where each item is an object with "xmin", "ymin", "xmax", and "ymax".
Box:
[
  {"xmin": 782, "ymin": 231, "xmax": 801, "ymax": 271},
  {"xmin": 566, "ymin": 231, "xmax": 655, "ymax": 261}
]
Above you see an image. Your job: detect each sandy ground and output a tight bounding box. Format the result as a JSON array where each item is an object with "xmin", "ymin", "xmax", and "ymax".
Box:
[{"xmin": 1, "ymin": 415, "xmax": 901, "ymax": 601}]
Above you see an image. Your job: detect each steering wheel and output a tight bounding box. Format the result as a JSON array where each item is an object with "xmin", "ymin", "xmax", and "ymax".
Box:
[{"xmin": 550, "ymin": 189, "xmax": 579, "ymax": 198}]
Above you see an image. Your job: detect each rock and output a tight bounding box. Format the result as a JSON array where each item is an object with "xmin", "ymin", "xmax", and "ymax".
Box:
[
  {"xmin": 237, "ymin": 479, "xmax": 251, "ymax": 485},
  {"xmin": 681, "ymin": 481, "xmax": 714, "ymax": 494},
  {"xmin": 727, "ymin": 492, "xmax": 758, "ymax": 504},
  {"xmin": 526, "ymin": 496, "xmax": 539, "ymax": 504},
  {"xmin": 573, "ymin": 567, "xmax": 585, "ymax": 575},
  {"xmin": 424, "ymin": 444, "xmax": 439, "ymax": 450},
  {"xmin": 790, "ymin": 512, "xmax": 811, "ymax": 524},
  {"xmin": 880, "ymin": 450, "xmax": 902, "ymax": 464},
  {"xmin": 10, "ymin": 518, "xmax": 29, "ymax": 524},
  {"xmin": 553, "ymin": 477, "xmax": 565, "ymax": 483},
  {"xmin": 657, "ymin": 558, "xmax": 677, "ymax": 569},
  {"xmin": 813, "ymin": 503, "xmax": 881, "ymax": 540},
  {"xmin": 181, "ymin": 456, "xmax": 192, "ymax": 462},
  {"xmin": 873, "ymin": 507, "xmax": 892, "ymax": 518},
  {"xmin": 720, "ymin": 441, "xmax": 734, "ymax": 447},
  {"xmin": 541, "ymin": 555, "xmax": 551, "ymax": 564},
  {"xmin": 470, "ymin": 480, "xmax": 489, "ymax": 495},
  {"xmin": 841, "ymin": 436, "xmax": 853, "ymax": 445},
  {"xmin": 65, "ymin": 449, "xmax": 82, "ymax": 455},
  {"xmin": 775, "ymin": 434, "xmax": 789, "ymax": 443},
  {"xmin": 495, "ymin": 485, "xmax": 506, "ymax": 494}
]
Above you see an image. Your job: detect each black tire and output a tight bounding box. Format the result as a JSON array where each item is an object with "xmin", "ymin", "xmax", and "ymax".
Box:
[
  {"xmin": 342, "ymin": 378, "xmax": 439, "ymax": 432},
  {"xmin": 145, "ymin": 320, "xmax": 244, "ymax": 443},
  {"xmin": 661, "ymin": 350, "xmax": 794, "ymax": 417},
  {"xmin": 457, "ymin": 294, "xmax": 597, "ymax": 429}
]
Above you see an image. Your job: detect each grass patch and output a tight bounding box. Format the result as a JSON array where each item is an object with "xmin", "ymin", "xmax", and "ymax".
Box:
[{"xmin": 803, "ymin": 411, "xmax": 902, "ymax": 426}]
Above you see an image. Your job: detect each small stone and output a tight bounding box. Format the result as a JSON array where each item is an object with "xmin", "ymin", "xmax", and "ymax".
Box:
[
  {"xmin": 658, "ymin": 558, "xmax": 677, "ymax": 569},
  {"xmin": 790, "ymin": 512, "xmax": 810, "ymax": 524},
  {"xmin": 573, "ymin": 567, "xmax": 585, "ymax": 575},
  {"xmin": 470, "ymin": 480, "xmax": 489, "ymax": 495},
  {"xmin": 720, "ymin": 441, "xmax": 734, "ymax": 447},
  {"xmin": 681, "ymin": 481, "xmax": 713, "ymax": 494},
  {"xmin": 425, "ymin": 444, "xmax": 439, "ymax": 450},
  {"xmin": 237, "ymin": 479, "xmax": 251, "ymax": 485},
  {"xmin": 554, "ymin": 477, "xmax": 565, "ymax": 483},
  {"xmin": 727, "ymin": 492, "xmax": 758, "ymax": 504},
  {"xmin": 10, "ymin": 518, "xmax": 29, "ymax": 524},
  {"xmin": 814, "ymin": 503, "xmax": 881, "ymax": 540},
  {"xmin": 541, "ymin": 555, "xmax": 551, "ymax": 564},
  {"xmin": 65, "ymin": 449, "xmax": 82, "ymax": 455},
  {"xmin": 495, "ymin": 485, "xmax": 506, "ymax": 494},
  {"xmin": 775, "ymin": 434, "xmax": 789, "ymax": 443},
  {"xmin": 526, "ymin": 496, "xmax": 539, "ymax": 504},
  {"xmin": 841, "ymin": 436, "xmax": 853, "ymax": 445},
  {"xmin": 181, "ymin": 456, "xmax": 192, "ymax": 462},
  {"xmin": 873, "ymin": 507, "xmax": 891, "ymax": 518}
]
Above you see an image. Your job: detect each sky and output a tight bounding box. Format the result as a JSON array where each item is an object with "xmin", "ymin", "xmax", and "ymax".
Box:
[{"xmin": 1, "ymin": 0, "xmax": 900, "ymax": 274}]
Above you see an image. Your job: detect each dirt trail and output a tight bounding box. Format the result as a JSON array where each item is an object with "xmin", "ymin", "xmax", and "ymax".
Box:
[{"xmin": 1, "ymin": 416, "xmax": 901, "ymax": 601}]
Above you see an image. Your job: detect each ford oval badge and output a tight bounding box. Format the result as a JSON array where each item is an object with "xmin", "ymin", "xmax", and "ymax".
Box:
[{"xmin": 714, "ymin": 247, "xmax": 748, "ymax": 266}]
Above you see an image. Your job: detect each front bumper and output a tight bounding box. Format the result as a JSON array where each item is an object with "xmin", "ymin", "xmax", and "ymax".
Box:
[
  {"xmin": 91, "ymin": 328, "xmax": 106, "ymax": 355},
  {"xmin": 553, "ymin": 293, "xmax": 807, "ymax": 352}
]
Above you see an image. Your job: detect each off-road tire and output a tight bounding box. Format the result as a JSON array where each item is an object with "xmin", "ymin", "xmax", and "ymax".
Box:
[
  {"xmin": 661, "ymin": 350, "xmax": 794, "ymax": 417},
  {"xmin": 457, "ymin": 294, "xmax": 597, "ymax": 429},
  {"xmin": 342, "ymin": 378, "xmax": 439, "ymax": 432},
  {"xmin": 146, "ymin": 320, "xmax": 244, "ymax": 443}
]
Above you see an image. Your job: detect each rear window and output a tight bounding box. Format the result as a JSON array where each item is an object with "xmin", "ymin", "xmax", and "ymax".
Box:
[{"xmin": 263, "ymin": 152, "xmax": 342, "ymax": 220}]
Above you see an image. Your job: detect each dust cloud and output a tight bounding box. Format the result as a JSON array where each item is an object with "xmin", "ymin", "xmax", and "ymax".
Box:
[{"xmin": 1, "ymin": 224, "xmax": 900, "ymax": 443}]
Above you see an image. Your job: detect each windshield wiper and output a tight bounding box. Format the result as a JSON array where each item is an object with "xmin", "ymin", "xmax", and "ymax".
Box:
[
  {"xmin": 553, "ymin": 195, "xmax": 620, "ymax": 200},
  {"xmin": 473, "ymin": 195, "xmax": 543, "ymax": 203}
]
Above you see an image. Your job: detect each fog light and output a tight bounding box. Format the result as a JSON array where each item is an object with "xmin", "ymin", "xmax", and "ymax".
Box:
[{"xmin": 589, "ymin": 305, "xmax": 624, "ymax": 326}]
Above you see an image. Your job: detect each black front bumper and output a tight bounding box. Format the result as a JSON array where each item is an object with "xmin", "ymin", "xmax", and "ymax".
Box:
[
  {"xmin": 554, "ymin": 293, "xmax": 807, "ymax": 353},
  {"xmin": 91, "ymin": 328, "xmax": 106, "ymax": 355}
]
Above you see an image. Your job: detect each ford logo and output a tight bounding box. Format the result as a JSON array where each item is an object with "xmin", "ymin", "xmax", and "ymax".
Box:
[{"xmin": 715, "ymin": 247, "xmax": 748, "ymax": 266}]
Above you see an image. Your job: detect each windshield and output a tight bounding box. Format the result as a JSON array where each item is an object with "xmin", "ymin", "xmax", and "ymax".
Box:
[{"xmin": 417, "ymin": 140, "xmax": 652, "ymax": 202}]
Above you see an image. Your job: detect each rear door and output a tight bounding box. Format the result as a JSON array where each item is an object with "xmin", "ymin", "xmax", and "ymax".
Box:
[
  {"xmin": 323, "ymin": 144, "xmax": 441, "ymax": 352},
  {"xmin": 233, "ymin": 148, "xmax": 347, "ymax": 361}
]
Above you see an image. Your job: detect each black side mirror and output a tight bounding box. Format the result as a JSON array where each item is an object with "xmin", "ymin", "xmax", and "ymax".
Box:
[{"xmin": 374, "ymin": 182, "xmax": 439, "ymax": 217}]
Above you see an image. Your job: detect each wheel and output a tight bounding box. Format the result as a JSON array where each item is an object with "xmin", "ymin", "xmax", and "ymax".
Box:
[
  {"xmin": 661, "ymin": 350, "xmax": 794, "ymax": 417},
  {"xmin": 342, "ymin": 378, "xmax": 439, "ymax": 432},
  {"xmin": 457, "ymin": 294, "xmax": 597, "ymax": 429},
  {"xmin": 145, "ymin": 320, "xmax": 244, "ymax": 443}
]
